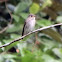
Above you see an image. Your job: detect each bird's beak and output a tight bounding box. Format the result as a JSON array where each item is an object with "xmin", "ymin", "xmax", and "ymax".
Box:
[
  {"xmin": 33, "ymin": 15, "xmax": 36, "ymax": 17},
  {"xmin": 34, "ymin": 15, "xmax": 36, "ymax": 17}
]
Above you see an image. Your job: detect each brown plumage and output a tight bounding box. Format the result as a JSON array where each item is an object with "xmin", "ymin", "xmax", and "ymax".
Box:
[{"xmin": 22, "ymin": 14, "xmax": 36, "ymax": 36}]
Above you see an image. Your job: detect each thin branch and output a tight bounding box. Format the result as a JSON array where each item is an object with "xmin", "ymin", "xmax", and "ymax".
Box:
[
  {"xmin": 0, "ymin": 26, "xmax": 8, "ymax": 34},
  {"xmin": 5, "ymin": 0, "xmax": 12, "ymax": 24},
  {"xmin": 0, "ymin": 23, "xmax": 62, "ymax": 48}
]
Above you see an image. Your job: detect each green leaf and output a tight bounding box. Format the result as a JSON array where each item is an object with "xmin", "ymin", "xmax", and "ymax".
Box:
[
  {"xmin": 29, "ymin": 3, "xmax": 40, "ymax": 14},
  {"xmin": 37, "ymin": 19, "xmax": 52, "ymax": 27},
  {"xmin": 53, "ymin": 48, "xmax": 62, "ymax": 59},
  {"xmin": 21, "ymin": 50, "xmax": 44, "ymax": 62},
  {"xmin": 3, "ymin": 54, "xmax": 17, "ymax": 59},
  {"xmin": 42, "ymin": 28, "xmax": 62, "ymax": 42},
  {"xmin": 10, "ymin": 34, "xmax": 20, "ymax": 39},
  {"xmin": 6, "ymin": 24, "xmax": 21, "ymax": 33},
  {"xmin": 14, "ymin": 2, "xmax": 30, "ymax": 14},
  {"xmin": 12, "ymin": 14, "xmax": 20, "ymax": 22},
  {"xmin": 56, "ymin": 16, "xmax": 62, "ymax": 23},
  {"xmin": 41, "ymin": 0, "xmax": 52, "ymax": 10},
  {"xmin": 19, "ymin": 13, "xmax": 29, "ymax": 19},
  {"xmin": 42, "ymin": 54, "xmax": 60, "ymax": 62}
]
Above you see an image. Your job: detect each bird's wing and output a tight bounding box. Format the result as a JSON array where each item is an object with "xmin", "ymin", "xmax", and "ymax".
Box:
[{"xmin": 22, "ymin": 21, "xmax": 26, "ymax": 36}]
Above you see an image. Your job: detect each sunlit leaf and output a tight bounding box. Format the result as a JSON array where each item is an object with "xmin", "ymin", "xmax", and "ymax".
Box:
[
  {"xmin": 29, "ymin": 3, "xmax": 40, "ymax": 14},
  {"xmin": 56, "ymin": 16, "xmax": 62, "ymax": 23},
  {"xmin": 42, "ymin": 54, "xmax": 60, "ymax": 62},
  {"xmin": 53, "ymin": 48, "xmax": 62, "ymax": 59},
  {"xmin": 41, "ymin": 0, "xmax": 52, "ymax": 9}
]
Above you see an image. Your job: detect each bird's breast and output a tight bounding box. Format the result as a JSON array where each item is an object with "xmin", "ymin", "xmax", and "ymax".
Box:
[{"xmin": 28, "ymin": 19, "xmax": 36, "ymax": 31}]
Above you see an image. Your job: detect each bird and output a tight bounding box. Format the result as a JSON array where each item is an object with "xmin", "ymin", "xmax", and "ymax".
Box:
[{"xmin": 22, "ymin": 14, "xmax": 36, "ymax": 36}]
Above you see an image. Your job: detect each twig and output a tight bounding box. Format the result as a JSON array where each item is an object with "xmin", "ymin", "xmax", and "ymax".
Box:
[
  {"xmin": 5, "ymin": 0, "xmax": 12, "ymax": 24},
  {"xmin": 0, "ymin": 26, "xmax": 8, "ymax": 34},
  {"xmin": 0, "ymin": 23, "xmax": 62, "ymax": 48}
]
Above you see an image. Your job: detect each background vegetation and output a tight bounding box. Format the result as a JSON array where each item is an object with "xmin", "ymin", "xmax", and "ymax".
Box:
[{"xmin": 0, "ymin": 0, "xmax": 62, "ymax": 62}]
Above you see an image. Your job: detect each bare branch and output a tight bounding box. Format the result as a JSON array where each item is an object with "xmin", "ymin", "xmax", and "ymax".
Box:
[
  {"xmin": 5, "ymin": 1, "xmax": 12, "ymax": 24},
  {"xmin": 0, "ymin": 23, "xmax": 62, "ymax": 48},
  {"xmin": 0, "ymin": 26, "xmax": 8, "ymax": 34}
]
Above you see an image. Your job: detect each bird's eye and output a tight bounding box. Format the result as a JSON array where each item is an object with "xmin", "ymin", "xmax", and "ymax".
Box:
[{"xmin": 31, "ymin": 15, "xmax": 33, "ymax": 17}]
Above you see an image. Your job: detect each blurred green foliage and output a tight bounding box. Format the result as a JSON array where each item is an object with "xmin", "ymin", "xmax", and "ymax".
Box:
[{"xmin": 0, "ymin": 0, "xmax": 62, "ymax": 62}]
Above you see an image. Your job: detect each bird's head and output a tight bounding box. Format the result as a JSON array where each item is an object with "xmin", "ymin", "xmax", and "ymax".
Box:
[{"xmin": 28, "ymin": 14, "xmax": 36, "ymax": 20}]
